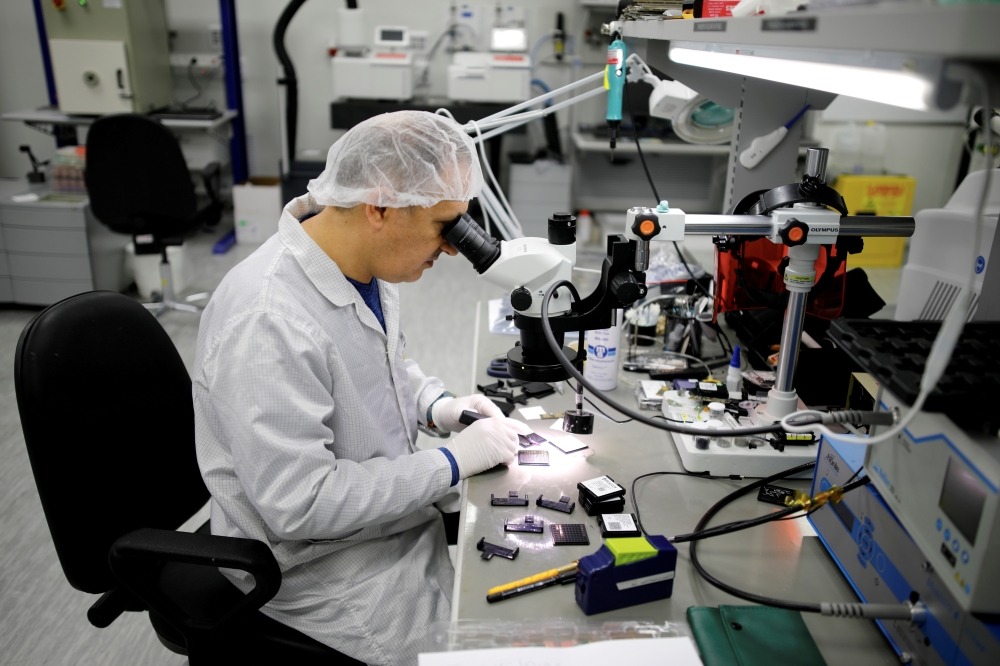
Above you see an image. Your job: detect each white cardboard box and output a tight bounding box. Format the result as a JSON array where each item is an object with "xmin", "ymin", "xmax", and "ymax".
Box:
[{"xmin": 233, "ymin": 177, "xmax": 282, "ymax": 245}]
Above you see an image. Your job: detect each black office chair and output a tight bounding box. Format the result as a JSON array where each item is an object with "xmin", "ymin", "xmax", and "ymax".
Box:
[
  {"xmin": 85, "ymin": 114, "xmax": 223, "ymax": 317},
  {"xmin": 14, "ymin": 291, "xmax": 361, "ymax": 665}
]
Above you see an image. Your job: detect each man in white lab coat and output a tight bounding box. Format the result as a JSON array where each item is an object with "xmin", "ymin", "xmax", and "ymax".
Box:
[{"xmin": 193, "ymin": 111, "xmax": 524, "ymax": 664}]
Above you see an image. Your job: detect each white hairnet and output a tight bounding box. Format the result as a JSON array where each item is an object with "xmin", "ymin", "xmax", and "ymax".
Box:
[{"xmin": 308, "ymin": 110, "xmax": 484, "ymax": 209}]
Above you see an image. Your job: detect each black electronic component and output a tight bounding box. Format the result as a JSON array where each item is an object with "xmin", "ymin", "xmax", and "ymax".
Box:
[
  {"xmin": 521, "ymin": 382, "xmax": 556, "ymax": 399},
  {"xmin": 577, "ymin": 475, "xmax": 627, "ymax": 504},
  {"xmin": 477, "ymin": 537, "xmax": 519, "ymax": 560},
  {"xmin": 537, "ymin": 494, "xmax": 575, "ymax": 514},
  {"xmin": 504, "ymin": 515, "xmax": 544, "ymax": 534},
  {"xmin": 459, "ymin": 410, "xmax": 488, "ymax": 426},
  {"xmin": 518, "ymin": 450, "xmax": 549, "ymax": 466},
  {"xmin": 598, "ymin": 513, "xmax": 642, "ymax": 538},
  {"xmin": 757, "ymin": 484, "xmax": 796, "ymax": 507},
  {"xmin": 551, "ymin": 523, "xmax": 590, "ymax": 546},
  {"xmin": 492, "ymin": 491, "xmax": 529, "ymax": 507},
  {"xmin": 443, "ymin": 213, "xmax": 501, "ymax": 274},
  {"xmin": 828, "ymin": 320, "xmax": 1000, "ymax": 432},
  {"xmin": 692, "ymin": 381, "xmax": 729, "ymax": 400},
  {"xmin": 477, "ymin": 380, "xmax": 505, "ymax": 393},
  {"xmin": 580, "ymin": 491, "xmax": 626, "ymax": 517},
  {"xmin": 648, "ymin": 368, "xmax": 709, "ymax": 381},
  {"xmin": 518, "ymin": 433, "xmax": 548, "ymax": 448},
  {"xmin": 492, "ymin": 399, "xmax": 516, "ymax": 416},
  {"xmin": 507, "ymin": 392, "xmax": 529, "ymax": 405}
]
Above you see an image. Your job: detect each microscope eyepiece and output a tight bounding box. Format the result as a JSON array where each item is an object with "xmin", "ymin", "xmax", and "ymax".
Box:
[{"xmin": 443, "ymin": 213, "xmax": 501, "ymax": 274}]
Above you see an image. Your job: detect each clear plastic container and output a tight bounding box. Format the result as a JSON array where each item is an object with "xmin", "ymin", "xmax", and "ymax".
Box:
[{"xmin": 424, "ymin": 619, "xmax": 689, "ymax": 653}]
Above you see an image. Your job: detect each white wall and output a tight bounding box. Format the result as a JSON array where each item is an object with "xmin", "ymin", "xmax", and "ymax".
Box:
[
  {"xmin": 0, "ymin": 0, "xmax": 622, "ymax": 180},
  {"xmin": 0, "ymin": 1, "xmax": 56, "ymax": 180}
]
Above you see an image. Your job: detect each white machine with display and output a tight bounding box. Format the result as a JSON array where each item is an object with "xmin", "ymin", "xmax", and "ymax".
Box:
[
  {"xmin": 866, "ymin": 396, "xmax": 1000, "ymax": 613},
  {"xmin": 447, "ymin": 52, "xmax": 531, "ymax": 103},
  {"xmin": 331, "ymin": 25, "xmax": 413, "ymax": 101},
  {"xmin": 896, "ymin": 168, "xmax": 1000, "ymax": 322}
]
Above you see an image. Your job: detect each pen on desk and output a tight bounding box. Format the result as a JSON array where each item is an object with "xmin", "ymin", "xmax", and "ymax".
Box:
[
  {"xmin": 486, "ymin": 561, "xmax": 578, "ymax": 596},
  {"xmin": 486, "ymin": 570, "xmax": 577, "ymax": 603}
]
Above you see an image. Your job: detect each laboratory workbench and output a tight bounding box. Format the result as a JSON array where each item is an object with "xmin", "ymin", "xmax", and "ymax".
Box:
[
  {"xmin": 451, "ymin": 302, "xmax": 897, "ymax": 664},
  {"xmin": 1, "ymin": 107, "xmax": 239, "ymax": 130}
]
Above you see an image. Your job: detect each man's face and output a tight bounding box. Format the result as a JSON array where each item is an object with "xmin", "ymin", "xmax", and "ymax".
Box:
[{"xmin": 374, "ymin": 199, "xmax": 466, "ymax": 283}]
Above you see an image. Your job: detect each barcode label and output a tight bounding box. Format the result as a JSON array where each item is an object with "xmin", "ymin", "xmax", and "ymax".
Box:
[
  {"xmin": 698, "ymin": 382, "xmax": 717, "ymax": 391},
  {"xmin": 581, "ymin": 476, "xmax": 621, "ymax": 498},
  {"xmin": 603, "ymin": 513, "xmax": 637, "ymax": 531}
]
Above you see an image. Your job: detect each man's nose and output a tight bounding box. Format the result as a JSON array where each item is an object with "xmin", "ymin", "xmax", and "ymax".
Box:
[{"xmin": 441, "ymin": 240, "xmax": 459, "ymax": 256}]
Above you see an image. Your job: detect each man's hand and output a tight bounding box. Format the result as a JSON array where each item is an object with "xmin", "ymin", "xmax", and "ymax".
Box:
[
  {"xmin": 443, "ymin": 418, "xmax": 523, "ymax": 479},
  {"xmin": 432, "ymin": 394, "xmax": 504, "ymax": 432}
]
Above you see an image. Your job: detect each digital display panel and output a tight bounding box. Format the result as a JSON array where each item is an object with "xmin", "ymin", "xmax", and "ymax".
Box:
[
  {"xmin": 939, "ymin": 457, "xmax": 987, "ymax": 546},
  {"xmin": 379, "ymin": 29, "xmax": 405, "ymax": 42}
]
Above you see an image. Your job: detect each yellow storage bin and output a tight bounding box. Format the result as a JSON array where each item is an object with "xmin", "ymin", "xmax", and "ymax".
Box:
[{"xmin": 832, "ymin": 174, "xmax": 916, "ymax": 268}]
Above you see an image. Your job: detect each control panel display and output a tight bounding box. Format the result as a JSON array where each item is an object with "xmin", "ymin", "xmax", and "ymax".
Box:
[{"xmin": 939, "ymin": 458, "xmax": 987, "ymax": 545}]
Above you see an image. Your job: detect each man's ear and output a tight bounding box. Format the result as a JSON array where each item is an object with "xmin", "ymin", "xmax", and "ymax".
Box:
[{"xmin": 365, "ymin": 204, "xmax": 389, "ymax": 230}]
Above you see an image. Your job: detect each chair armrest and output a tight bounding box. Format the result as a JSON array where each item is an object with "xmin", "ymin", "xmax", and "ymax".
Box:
[
  {"xmin": 109, "ymin": 527, "xmax": 281, "ymax": 634},
  {"xmin": 200, "ymin": 162, "xmax": 222, "ymax": 204}
]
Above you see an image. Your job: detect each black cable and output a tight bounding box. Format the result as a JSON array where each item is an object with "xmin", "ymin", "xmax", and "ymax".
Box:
[
  {"xmin": 624, "ymin": 83, "xmax": 712, "ymax": 300},
  {"xmin": 583, "ymin": 396, "xmax": 631, "ymax": 424},
  {"xmin": 540, "ymin": 281, "xmax": 782, "ymax": 437},
  {"xmin": 687, "ymin": 461, "xmax": 822, "ymax": 613},
  {"xmin": 652, "ymin": 415, "xmax": 695, "ymax": 423},
  {"xmin": 631, "ymin": 471, "xmax": 718, "ymax": 537},
  {"xmin": 180, "ymin": 61, "xmax": 203, "ymax": 108}
]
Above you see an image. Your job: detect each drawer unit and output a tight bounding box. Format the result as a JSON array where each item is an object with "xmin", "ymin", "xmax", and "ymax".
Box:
[
  {"xmin": 11, "ymin": 278, "xmax": 94, "ymax": 306},
  {"xmin": 0, "ymin": 187, "xmax": 128, "ymax": 305},
  {"xmin": 2, "ymin": 226, "xmax": 89, "ymax": 255},
  {"xmin": 7, "ymin": 253, "xmax": 94, "ymax": 281}
]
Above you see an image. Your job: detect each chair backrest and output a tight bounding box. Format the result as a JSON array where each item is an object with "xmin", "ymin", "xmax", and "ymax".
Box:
[
  {"xmin": 85, "ymin": 114, "xmax": 197, "ymax": 236},
  {"xmin": 14, "ymin": 291, "xmax": 209, "ymax": 594}
]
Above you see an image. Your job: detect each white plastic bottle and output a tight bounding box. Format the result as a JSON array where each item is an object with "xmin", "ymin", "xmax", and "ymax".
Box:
[
  {"xmin": 726, "ymin": 345, "xmax": 743, "ymax": 396},
  {"xmin": 584, "ymin": 310, "xmax": 624, "ymax": 391}
]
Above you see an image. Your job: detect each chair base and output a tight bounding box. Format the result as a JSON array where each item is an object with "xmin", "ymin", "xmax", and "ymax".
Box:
[{"xmin": 143, "ymin": 293, "xmax": 209, "ymax": 317}]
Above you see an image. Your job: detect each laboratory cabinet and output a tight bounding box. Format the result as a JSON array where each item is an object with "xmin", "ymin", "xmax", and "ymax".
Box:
[{"xmin": 0, "ymin": 185, "xmax": 129, "ymax": 306}]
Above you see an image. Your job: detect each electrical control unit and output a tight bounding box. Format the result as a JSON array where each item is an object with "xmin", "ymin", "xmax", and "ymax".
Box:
[
  {"xmin": 331, "ymin": 52, "xmax": 413, "ymax": 101},
  {"xmin": 447, "ymin": 52, "xmax": 530, "ymax": 103},
  {"xmin": 810, "ymin": 436, "xmax": 1000, "ymax": 665},
  {"xmin": 864, "ymin": 392, "xmax": 1000, "ymax": 614},
  {"xmin": 40, "ymin": 0, "xmax": 172, "ymax": 115}
]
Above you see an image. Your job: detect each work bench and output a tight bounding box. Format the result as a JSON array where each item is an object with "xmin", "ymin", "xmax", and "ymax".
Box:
[{"xmin": 450, "ymin": 301, "xmax": 897, "ymax": 663}]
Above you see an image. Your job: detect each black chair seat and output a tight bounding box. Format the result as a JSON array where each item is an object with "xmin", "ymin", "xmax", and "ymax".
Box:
[
  {"xmin": 14, "ymin": 292, "xmax": 363, "ymax": 664},
  {"xmin": 148, "ymin": 521, "xmax": 350, "ymax": 663}
]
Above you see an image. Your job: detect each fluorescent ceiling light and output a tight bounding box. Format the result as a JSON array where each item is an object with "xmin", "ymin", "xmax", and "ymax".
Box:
[{"xmin": 669, "ymin": 45, "xmax": 934, "ymax": 111}]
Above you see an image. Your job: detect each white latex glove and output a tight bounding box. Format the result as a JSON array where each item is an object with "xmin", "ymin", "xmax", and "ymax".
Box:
[
  {"xmin": 432, "ymin": 394, "xmax": 505, "ymax": 433},
  {"xmin": 443, "ymin": 417, "xmax": 520, "ymax": 479}
]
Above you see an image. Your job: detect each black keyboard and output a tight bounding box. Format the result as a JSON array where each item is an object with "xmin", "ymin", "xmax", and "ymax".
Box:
[{"xmin": 828, "ymin": 319, "xmax": 1000, "ymax": 431}]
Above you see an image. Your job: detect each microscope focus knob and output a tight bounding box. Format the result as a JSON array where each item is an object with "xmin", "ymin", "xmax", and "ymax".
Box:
[
  {"xmin": 778, "ymin": 217, "xmax": 809, "ymax": 247},
  {"xmin": 510, "ymin": 286, "xmax": 533, "ymax": 311},
  {"xmin": 610, "ymin": 272, "xmax": 646, "ymax": 305}
]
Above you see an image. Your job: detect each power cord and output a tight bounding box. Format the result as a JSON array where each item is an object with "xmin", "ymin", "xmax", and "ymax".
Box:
[
  {"xmin": 685, "ymin": 461, "xmax": 917, "ymax": 620},
  {"xmin": 624, "ymin": 83, "xmax": 711, "ymax": 300}
]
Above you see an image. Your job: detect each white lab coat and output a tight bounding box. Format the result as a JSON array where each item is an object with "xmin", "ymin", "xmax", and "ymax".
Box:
[{"xmin": 193, "ymin": 195, "xmax": 457, "ymax": 665}]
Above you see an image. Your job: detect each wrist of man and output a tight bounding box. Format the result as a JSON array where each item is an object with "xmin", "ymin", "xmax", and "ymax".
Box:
[{"xmin": 426, "ymin": 391, "xmax": 456, "ymax": 432}]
